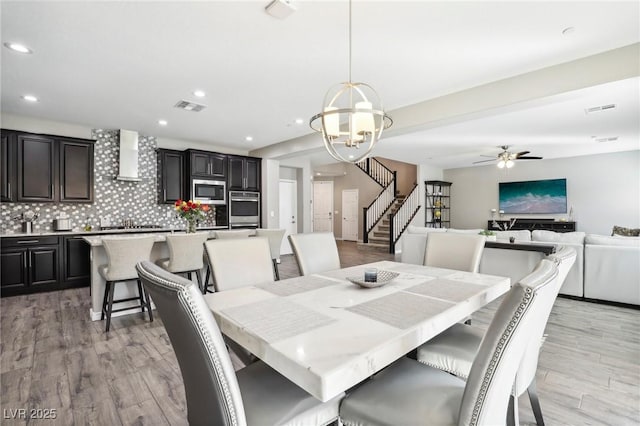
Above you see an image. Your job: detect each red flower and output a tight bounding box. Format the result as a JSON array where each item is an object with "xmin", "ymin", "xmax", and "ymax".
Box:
[
  {"xmin": 202, "ymin": 204, "xmax": 210, "ymax": 212},
  {"xmin": 182, "ymin": 206, "xmax": 189, "ymax": 212},
  {"xmin": 175, "ymin": 199, "xmax": 182, "ymax": 206}
]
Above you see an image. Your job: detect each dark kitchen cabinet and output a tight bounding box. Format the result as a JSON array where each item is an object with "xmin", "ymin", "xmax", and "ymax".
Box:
[
  {"xmin": 59, "ymin": 138, "xmax": 94, "ymax": 203},
  {"xmin": 228, "ymin": 156, "xmax": 261, "ymax": 191},
  {"xmin": 157, "ymin": 149, "xmax": 186, "ymax": 203},
  {"xmin": 62, "ymin": 236, "xmax": 91, "ymax": 286},
  {"xmin": 1, "ymin": 236, "xmax": 61, "ymax": 297},
  {"xmin": 1, "ymin": 129, "xmax": 16, "ymax": 202},
  {"xmin": 17, "ymin": 133, "xmax": 56, "ymax": 202},
  {"xmin": 189, "ymin": 150, "xmax": 226, "ymax": 179},
  {"xmin": 2, "ymin": 129, "xmax": 95, "ymax": 204}
]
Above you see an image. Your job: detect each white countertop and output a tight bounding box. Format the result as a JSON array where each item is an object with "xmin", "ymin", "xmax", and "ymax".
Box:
[
  {"xmin": 0, "ymin": 226, "xmax": 228, "ymax": 239},
  {"xmin": 81, "ymin": 230, "xmax": 215, "ymax": 246}
]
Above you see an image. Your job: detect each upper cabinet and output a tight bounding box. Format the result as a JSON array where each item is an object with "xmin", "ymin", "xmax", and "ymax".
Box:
[
  {"xmin": 157, "ymin": 149, "xmax": 185, "ymax": 204},
  {"xmin": 59, "ymin": 138, "xmax": 94, "ymax": 203},
  {"xmin": 17, "ymin": 133, "xmax": 57, "ymax": 202},
  {"xmin": 1, "ymin": 130, "xmax": 16, "ymax": 202},
  {"xmin": 1, "ymin": 129, "xmax": 95, "ymax": 203},
  {"xmin": 189, "ymin": 150, "xmax": 226, "ymax": 179},
  {"xmin": 228, "ymin": 155, "xmax": 261, "ymax": 192}
]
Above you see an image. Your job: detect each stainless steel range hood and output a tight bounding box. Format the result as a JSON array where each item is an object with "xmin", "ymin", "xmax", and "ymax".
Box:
[{"xmin": 116, "ymin": 129, "xmax": 142, "ymax": 182}]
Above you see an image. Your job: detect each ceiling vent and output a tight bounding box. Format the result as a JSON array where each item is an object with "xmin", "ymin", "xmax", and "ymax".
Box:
[
  {"xmin": 584, "ymin": 104, "xmax": 616, "ymax": 114},
  {"xmin": 174, "ymin": 100, "xmax": 207, "ymax": 112},
  {"xmin": 265, "ymin": 0, "xmax": 296, "ymax": 19},
  {"xmin": 592, "ymin": 136, "xmax": 618, "ymax": 143}
]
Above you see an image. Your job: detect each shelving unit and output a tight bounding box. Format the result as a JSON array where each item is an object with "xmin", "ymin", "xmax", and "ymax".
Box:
[{"xmin": 425, "ymin": 180, "xmax": 451, "ymax": 228}]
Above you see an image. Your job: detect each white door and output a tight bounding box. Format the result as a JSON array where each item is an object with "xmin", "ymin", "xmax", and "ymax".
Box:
[
  {"xmin": 313, "ymin": 181, "xmax": 334, "ymax": 233},
  {"xmin": 279, "ymin": 179, "xmax": 297, "ymax": 255},
  {"xmin": 342, "ymin": 189, "xmax": 359, "ymax": 241}
]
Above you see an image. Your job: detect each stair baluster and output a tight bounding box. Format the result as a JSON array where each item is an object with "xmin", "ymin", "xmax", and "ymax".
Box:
[{"xmin": 389, "ymin": 184, "xmax": 420, "ymax": 253}]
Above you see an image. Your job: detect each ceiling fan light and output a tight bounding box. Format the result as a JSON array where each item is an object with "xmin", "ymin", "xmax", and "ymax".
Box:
[
  {"xmin": 497, "ymin": 160, "xmax": 506, "ymax": 169},
  {"xmin": 506, "ymin": 160, "xmax": 515, "ymax": 168}
]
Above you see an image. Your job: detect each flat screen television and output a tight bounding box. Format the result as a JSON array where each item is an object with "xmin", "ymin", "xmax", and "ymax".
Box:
[{"xmin": 499, "ymin": 178, "xmax": 567, "ymax": 214}]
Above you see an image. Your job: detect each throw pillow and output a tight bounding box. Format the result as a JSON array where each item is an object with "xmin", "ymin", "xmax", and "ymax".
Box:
[{"xmin": 611, "ymin": 225, "xmax": 640, "ymax": 237}]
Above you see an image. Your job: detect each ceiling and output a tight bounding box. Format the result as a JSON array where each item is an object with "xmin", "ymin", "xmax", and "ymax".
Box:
[{"xmin": 2, "ymin": 1, "xmax": 639, "ymax": 169}]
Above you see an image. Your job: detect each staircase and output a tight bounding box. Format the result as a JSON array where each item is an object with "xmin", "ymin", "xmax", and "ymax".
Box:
[{"xmin": 356, "ymin": 158, "xmax": 420, "ymax": 253}]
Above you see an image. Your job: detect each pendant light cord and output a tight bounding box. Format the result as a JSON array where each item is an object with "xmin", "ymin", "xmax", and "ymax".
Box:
[{"xmin": 348, "ymin": 0, "xmax": 352, "ymax": 84}]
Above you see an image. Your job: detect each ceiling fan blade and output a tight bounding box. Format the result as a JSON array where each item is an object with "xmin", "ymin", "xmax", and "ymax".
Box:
[
  {"xmin": 515, "ymin": 151, "xmax": 530, "ymax": 157},
  {"xmin": 473, "ymin": 159, "xmax": 496, "ymax": 164},
  {"xmin": 516, "ymin": 156, "xmax": 543, "ymax": 160}
]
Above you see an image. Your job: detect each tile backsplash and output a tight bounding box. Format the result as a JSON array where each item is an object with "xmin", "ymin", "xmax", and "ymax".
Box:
[{"xmin": 1, "ymin": 129, "xmax": 216, "ymax": 234}]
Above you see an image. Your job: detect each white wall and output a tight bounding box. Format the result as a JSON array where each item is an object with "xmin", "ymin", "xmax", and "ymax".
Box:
[
  {"xmin": 443, "ymin": 150, "xmax": 640, "ymax": 235},
  {"xmin": 261, "ymin": 159, "xmax": 280, "ymax": 228}
]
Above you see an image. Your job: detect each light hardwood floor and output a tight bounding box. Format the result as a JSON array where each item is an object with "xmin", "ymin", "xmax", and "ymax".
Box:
[{"xmin": 1, "ymin": 241, "xmax": 638, "ymax": 425}]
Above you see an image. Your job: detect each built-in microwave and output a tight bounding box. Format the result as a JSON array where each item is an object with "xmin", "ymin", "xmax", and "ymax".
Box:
[{"xmin": 192, "ymin": 179, "xmax": 226, "ymax": 205}]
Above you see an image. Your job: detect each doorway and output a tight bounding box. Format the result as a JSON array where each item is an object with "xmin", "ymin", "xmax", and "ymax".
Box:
[
  {"xmin": 341, "ymin": 189, "xmax": 359, "ymax": 241},
  {"xmin": 279, "ymin": 179, "xmax": 298, "ymax": 255},
  {"xmin": 313, "ymin": 181, "xmax": 333, "ymax": 233}
]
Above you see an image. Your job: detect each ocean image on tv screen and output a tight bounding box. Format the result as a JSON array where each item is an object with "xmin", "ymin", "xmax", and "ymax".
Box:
[{"xmin": 499, "ymin": 179, "xmax": 567, "ymax": 214}]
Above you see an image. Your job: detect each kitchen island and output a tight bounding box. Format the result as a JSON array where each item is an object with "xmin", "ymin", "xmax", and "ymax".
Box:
[{"xmin": 82, "ymin": 231, "xmax": 214, "ymax": 321}]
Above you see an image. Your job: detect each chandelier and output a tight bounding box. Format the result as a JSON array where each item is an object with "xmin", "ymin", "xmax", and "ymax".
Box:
[{"xmin": 309, "ymin": 0, "xmax": 392, "ymax": 164}]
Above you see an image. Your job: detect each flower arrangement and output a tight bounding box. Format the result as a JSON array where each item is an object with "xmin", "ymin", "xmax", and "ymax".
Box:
[{"xmin": 174, "ymin": 199, "xmax": 209, "ymax": 232}]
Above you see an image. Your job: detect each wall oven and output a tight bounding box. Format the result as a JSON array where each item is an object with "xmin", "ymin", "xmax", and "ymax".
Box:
[
  {"xmin": 228, "ymin": 191, "xmax": 260, "ymax": 228},
  {"xmin": 192, "ymin": 179, "xmax": 226, "ymax": 205}
]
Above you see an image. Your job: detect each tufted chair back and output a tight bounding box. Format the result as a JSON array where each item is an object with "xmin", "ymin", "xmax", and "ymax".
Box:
[
  {"xmin": 512, "ymin": 246, "xmax": 576, "ymax": 396},
  {"xmin": 164, "ymin": 233, "xmax": 209, "ymax": 273},
  {"xmin": 424, "ymin": 233, "xmax": 486, "ymax": 273},
  {"xmin": 204, "ymin": 237, "xmax": 274, "ymax": 291},
  {"xmin": 101, "ymin": 236, "xmax": 155, "ymax": 281},
  {"xmin": 136, "ymin": 261, "xmax": 246, "ymax": 426},
  {"xmin": 288, "ymin": 232, "xmax": 341, "ymax": 275},
  {"xmin": 458, "ymin": 259, "xmax": 560, "ymax": 425}
]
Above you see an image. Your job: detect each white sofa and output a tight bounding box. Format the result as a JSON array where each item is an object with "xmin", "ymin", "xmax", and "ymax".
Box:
[
  {"xmin": 530, "ymin": 230, "xmax": 586, "ymax": 297},
  {"xmin": 584, "ymin": 235, "xmax": 640, "ymax": 305}
]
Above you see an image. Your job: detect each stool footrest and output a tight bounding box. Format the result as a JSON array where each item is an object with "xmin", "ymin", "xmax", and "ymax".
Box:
[{"xmin": 110, "ymin": 304, "xmax": 150, "ymax": 314}]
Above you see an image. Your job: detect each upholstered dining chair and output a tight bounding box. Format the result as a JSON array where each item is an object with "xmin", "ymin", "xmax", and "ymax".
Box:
[
  {"xmin": 136, "ymin": 261, "xmax": 343, "ymax": 426},
  {"xmin": 424, "ymin": 232, "xmax": 486, "ymax": 272},
  {"xmin": 203, "ymin": 229, "xmax": 254, "ymax": 293},
  {"xmin": 204, "ymin": 237, "xmax": 274, "ymax": 292},
  {"xmin": 288, "ymin": 232, "xmax": 340, "ymax": 276},
  {"xmin": 255, "ymin": 228, "xmax": 286, "ymax": 280},
  {"xmin": 99, "ymin": 236, "xmax": 155, "ymax": 332},
  {"xmin": 156, "ymin": 233, "xmax": 209, "ymax": 293},
  {"xmin": 415, "ymin": 246, "xmax": 577, "ymax": 426},
  {"xmin": 339, "ymin": 258, "xmax": 560, "ymax": 426}
]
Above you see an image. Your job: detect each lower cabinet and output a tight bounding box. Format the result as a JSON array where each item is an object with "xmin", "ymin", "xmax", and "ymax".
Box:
[
  {"xmin": 0, "ymin": 235, "xmax": 90, "ymax": 297},
  {"xmin": 1, "ymin": 236, "xmax": 60, "ymax": 296}
]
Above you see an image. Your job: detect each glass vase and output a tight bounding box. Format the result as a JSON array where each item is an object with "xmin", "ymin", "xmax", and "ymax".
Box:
[{"xmin": 186, "ymin": 218, "xmax": 198, "ymax": 233}]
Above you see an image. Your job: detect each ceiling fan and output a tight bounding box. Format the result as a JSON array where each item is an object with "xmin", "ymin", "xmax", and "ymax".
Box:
[{"xmin": 473, "ymin": 145, "xmax": 543, "ymax": 168}]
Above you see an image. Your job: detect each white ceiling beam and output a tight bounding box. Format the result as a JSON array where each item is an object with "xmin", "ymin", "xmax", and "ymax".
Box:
[{"xmin": 250, "ymin": 43, "xmax": 639, "ymax": 160}]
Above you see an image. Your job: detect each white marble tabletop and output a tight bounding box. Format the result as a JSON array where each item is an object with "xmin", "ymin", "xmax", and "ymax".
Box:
[{"xmin": 205, "ymin": 260, "xmax": 510, "ymax": 402}]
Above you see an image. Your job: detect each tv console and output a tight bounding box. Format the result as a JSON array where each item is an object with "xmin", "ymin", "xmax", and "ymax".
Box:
[{"xmin": 488, "ymin": 219, "xmax": 576, "ymax": 233}]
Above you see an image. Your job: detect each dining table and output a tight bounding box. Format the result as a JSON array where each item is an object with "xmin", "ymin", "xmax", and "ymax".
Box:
[{"xmin": 204, "ymin": 260, "xmax": 510, "ymax": 402}]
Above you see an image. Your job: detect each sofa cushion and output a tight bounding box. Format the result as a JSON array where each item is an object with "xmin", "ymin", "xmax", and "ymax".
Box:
[
  {"xmin": 532, "ymin": 230, "xmax": 586, "ymax": 244},
  {"xmin": 612, "ymin": 225, "xmax": 640, "ymax": 237},
  {"xmin": 586, "ymin": 234, "xmax": 640, "ymax": 247},
  {"xmin": 447, "ymin": 228, "xmax": 484, "ymax": 235},
  {"xmin": 407, "ymin": 225, "xmax": 447, "ymax": 234},
  {"xmin": 494, "ymin": 230, "xmax": 531, "ymax": 242}
]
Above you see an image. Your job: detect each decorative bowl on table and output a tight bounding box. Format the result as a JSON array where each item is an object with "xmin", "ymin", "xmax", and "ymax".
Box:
[{"xmin": 347, "ymin": 271, "xmax": 399, "ymax": 288}]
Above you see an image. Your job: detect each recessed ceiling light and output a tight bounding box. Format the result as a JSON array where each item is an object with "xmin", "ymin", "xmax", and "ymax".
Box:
[
  {"xmin": 193, "ymin": 90, "xmax": 206, "ymax": 98},
  {"xmin": 4, "ymin": 42, "xmax": 32, "ymax": 54},
  {"xmin": 348, "ymin": 155, "xmax": 354, "ymax": 159},
  {"xmin": 245, "ymin": 136, "xmax": 253, "ymax": 142},
  {"xmin": 295, "ymin": 118, "xmax": 304, "ymax": 125},
  {"xmin": 158, "ymin": 119, "xmax": 168, "ymax": 126},
  {"xmin": 316, "ymin": 172, "xmax": 321, "ymax": 176},
  {"xmin": 22, "ymin": 94, "xmax": 38, "ymax": 102},
  {"xmin": 562, "ymin": 27, "xmax": 575, "ymax": 36}
]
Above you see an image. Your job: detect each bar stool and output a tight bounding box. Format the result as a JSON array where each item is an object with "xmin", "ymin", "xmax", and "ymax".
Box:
[
  {"xmin": 203, "ymin": 229, "xmax": 253, "ymax": 293},
  {"xmin": 255, "ymin": 228, "xmax": 286, "ymax": 280},
  {"xmin": 156, "ymin": 233, "xmax": 209, "ymax": 293},
  {"xmin": 99, "ymin": 236, "xmax": 156, "ymax": 332}
]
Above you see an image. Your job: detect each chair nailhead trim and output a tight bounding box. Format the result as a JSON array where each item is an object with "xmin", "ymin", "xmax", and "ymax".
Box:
[
  {"xmin": 469, "ymin": 287, "xmax": 534, "ymax": 426},
  {"xmin": 137, "ymin": 264, "xmax": 240, "ymax": 426}
]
